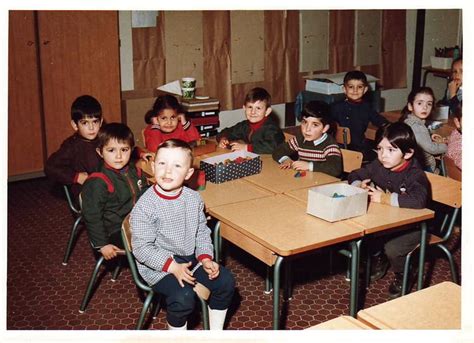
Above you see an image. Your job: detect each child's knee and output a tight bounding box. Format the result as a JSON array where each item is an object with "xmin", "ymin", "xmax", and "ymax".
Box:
[
  {"xmin": 219, "ymin": 267, "xmax": 236, "ymax": 291},
  {"xmin": 169, "ymin": 287, "xmax": 196, "ymax": 312}
]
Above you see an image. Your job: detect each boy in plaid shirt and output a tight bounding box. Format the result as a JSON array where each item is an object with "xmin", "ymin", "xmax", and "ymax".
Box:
[{"xmin": 130, "ymin": 139, "xmax": 235, "ymax": 330}]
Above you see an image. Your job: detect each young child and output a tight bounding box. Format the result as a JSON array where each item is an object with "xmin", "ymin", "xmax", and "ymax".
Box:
[
  {"xmin": 330, "ymin": 70, "xmax": 388, "ymax": 161},
  {"xmin": 400, "ymin": 87, "xmax": 447, "ymax": 172},
  {"xmin": 445, "ymin": 103, "xmax": 462, "ymax": 170},
  {"xmin": 348, "ymin": 122, "xmax": 429, "ymax": 299},
  {"xmin": 143, "ymin": 94, "xmax": 201, "ymax": 153},
  {"xmin": 130, "ymin": 139, "xmax": 235, "ymax": 330},
  {"xmin": 44, "ymin": 95, "xmax": 103, "ymax": 197},
  {"xmin": 81, "ymin": 123, "xmax": 148, "ymax": 260},
  {"xmin": 444, "ymin": 57, "xmax": 462, "ymax": 114},
  {"xmin": 272, "ymin": 100, "xmax": 342, "ymax": 177},
  {"xmin": 217, "ymin": 87, "xmax": 285, "ymax": 154}
]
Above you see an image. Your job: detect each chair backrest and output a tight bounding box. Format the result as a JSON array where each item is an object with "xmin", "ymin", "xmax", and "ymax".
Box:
[
  {"xmin": 443, "ymin": 155, "xmax": 462, "ymax": 182},
  {"xmin": 121, "ymin": 214, "xmax": 151, "ymax": 291},
  {"xmin": 425, "ymin": 171, "xmax": 462, "ymax": 208},
  {"xmin": 283, "ymin": 131, "xmax": 296, "ymax": 142},
  {"xmin": 335, "ymin": 125, "xmax": 351, "ymax": 149},
  {"xmin": 341, "ymin": 149, "xmax": 363, "ymax": 173}
]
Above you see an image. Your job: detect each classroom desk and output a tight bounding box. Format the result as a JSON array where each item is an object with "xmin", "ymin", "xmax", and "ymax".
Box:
[
  {"xmin": 283, "ymin": 187, "xmax": 435, "ymax": 293},
  {"xmin": 307, "ymin": 315, "xmax": 371, "ymax": 330},
  {"xmin": 422, "ymin": 66, "xmax": 451, "ymax": 87},
  {"xmin": 357, "ymin": 281, "xmax": 460, "ymax": 329},
  {"xmin": 209, "ymin": 194, "xmax": 365, "ymax": 329},
  {"xmin": 243, "ymin": 155, "xmax": 340, "ymax": 194}
]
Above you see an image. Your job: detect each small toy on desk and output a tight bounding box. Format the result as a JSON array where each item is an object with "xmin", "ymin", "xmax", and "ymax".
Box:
[
  {"xmin": 332, "ymin": 192, "xmax": 346, "ymax": 198},
  {"xmin": 214, "ymin": 156, "xmax": 253, "ymax": 166},
  {"xmin": 197, "ymin": 170, "xmax": 206, "ymax": 191},
  {"xmin": 294, "ymin": 171, "xmax": 306, "ymax": 178}
]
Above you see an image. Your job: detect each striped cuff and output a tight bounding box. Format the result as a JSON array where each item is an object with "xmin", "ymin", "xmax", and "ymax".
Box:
[
  {"xmin": 182, "ymin": 121, "xmax": 191, "ymax": 130},
  {"xmin": 197, "ymin": 254, "xmax": 213, "ymax": 262},
  {"xmin": 162, "ymin": 257, "xmax": 174, "ymax": 272}
]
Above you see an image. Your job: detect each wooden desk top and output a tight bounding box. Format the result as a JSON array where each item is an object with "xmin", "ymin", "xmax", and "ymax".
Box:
[
  {"xmin": 209, "ymin": 194, "xmax": 364, "ymax": 256},
  {"xmin": 308, "ymin": 315, "xmax": 371, "ymax": 330},
  {"xmin": 357, "ymin": 281, "xmax": 461, "ymax": 329},
  {"xmin": 243, "ymin": 155, "xmax": 340, "ymax": 194},
  {"xmin": 199, "ymin": 178, "xmax": 274, "ymax": 210},
  {"xmin": 349, "ymin": 202, "xmax": 434, "ymax": 234}
]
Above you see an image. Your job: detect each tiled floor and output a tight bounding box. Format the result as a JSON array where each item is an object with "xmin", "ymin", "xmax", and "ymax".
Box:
[{"xmin": 7, "ymin": 178, "xmax": 461, "ymax": 330}]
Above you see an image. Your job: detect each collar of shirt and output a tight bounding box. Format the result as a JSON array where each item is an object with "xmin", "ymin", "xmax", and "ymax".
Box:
[
  {"xmin": 153, "ymin": 184, "xmax": 183, "ymax": 200},
  {"xmin": 305, "ymin": 133, "xmax": 328, "ymax": 146}
]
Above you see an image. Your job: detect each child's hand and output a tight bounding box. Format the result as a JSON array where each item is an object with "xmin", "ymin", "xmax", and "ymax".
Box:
[
  {"xmin": 201, "ymin": 259, "xmax": 220, "ymax": 280},
  {"xmin": 100, "ymin": 244, "xmax": 122, "ymax": 260},
  {"xmin": 360, "ymin": 179, "xmax": 372, "ymax": 189},
  {"xmin": 177, "ymin": 113, "xmax": 187, "ymax": 125},
  {"xmin": 169, "ymin": 261, "xmax": 196, "ymax": 287},
  {"xmin": 367, "ymin": 185, "xmax": 384, "ymax": 203},
  {"xmin": 279, "ymin": 159, "xmax": 292, "ymax": 169},
  {"xmin": 291, "ymin": 161, "xmax": 310, "ymax": 171},
  {"xmin": 218, "ymin": 138, "xmax": 230, "ymax": 149},
  {"xmin": 448, "ymin": 79, "xmax": 461, "ymax": 98},
  {"xmin": 76, "ymin": 172, "xmax": 89, "ymax": 185},
  {"xmin": 431, "ymin": 134, "xmax": 447, "ymax": 144},
  {"xmin": 229, "ymin": 142, "xmax": 247, "ymax": 152}
]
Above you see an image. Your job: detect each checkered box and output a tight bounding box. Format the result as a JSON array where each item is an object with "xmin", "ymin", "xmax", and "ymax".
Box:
[{"xmin": 200, "ymin": 151, "xmax": 262, "ymax": 184}]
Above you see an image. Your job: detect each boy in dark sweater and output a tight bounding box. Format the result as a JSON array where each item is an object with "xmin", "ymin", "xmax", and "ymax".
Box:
[
  {"xmin": 330, "ymin": 70, "xmax": 388, "ymax": 161},
  {"xmin": 217, "ymin": 87, "xmax": 285, "ymax": 154},
  {"xmin": 272, "ymin": 100, "xmax": 342, "ymax": 177},
  {"xmin": 348, "ymin": 122, "xmax": 429, "ymax": 299},
  {"xmin": 81, "ymin": 123, "xmax": 148, "ymax": 260},
  {"xmin": 44, "ymin": 95, "xmax": 103, "ymax": 197}
]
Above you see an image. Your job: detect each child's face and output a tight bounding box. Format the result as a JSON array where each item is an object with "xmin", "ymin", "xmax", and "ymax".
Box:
[
  {"xmin": 97, "ymin": 138, "xmax": 132, "ymax": 170},
  {"xmin": 154, "ymin": 147, "xmax": 194, "ymax": 192},
  {"xmin": 71, "ymin": 117, "xmax": 102, "ymax": 140},
  {"xmin": 343, "ymin": 79, "xmax": 368, "ymax": 102},
  {"xmin": 407, "ymin": 93, "xmax": 434, "ymax": 120},
  {"xmin": 300, "ymin": 117, "xmax": 330, "ymax": 141},
  {"xmin": 243, "ymin": 100, "xmax": 271, "ymax": 123},
  {"xmin": 157, "ymin": 108, "xmax": 179, "ymax": 133},
  {"xmin": 452, "ymin": 60, "xmax": 463, "ymax": 85},
  {"xmin": 376, "ymin": 137, "xmax": 413, "ymax": 170}
]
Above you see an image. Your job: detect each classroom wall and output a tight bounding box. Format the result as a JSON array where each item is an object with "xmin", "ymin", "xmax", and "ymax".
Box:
[{"xmin": 119, "ymin": 9, "xmax": 462, "ymax": 130}]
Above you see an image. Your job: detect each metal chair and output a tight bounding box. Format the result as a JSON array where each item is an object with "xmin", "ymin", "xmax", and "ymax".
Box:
[
  {"xmin": 62, "ymin": 185, "xmax": 83, "ymax": 265},
  {"xmin": 401, "ymin": 172, "xmax": 462, "ymax": 295},
  {"xmin": 121, "ymin": 215, "xmax": 210, "ymax": 330}
]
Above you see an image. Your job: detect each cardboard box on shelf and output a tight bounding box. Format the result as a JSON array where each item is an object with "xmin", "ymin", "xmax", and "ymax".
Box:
[
  {"xmin": 430, "ymin": 56, "xmax": 453, "ymax": 70},
  {"xmin": 200, "ymin": 151, "xmax": 262, "ymax": 184},
  {"xmin": 307, "ymin": 183, "xmax": 368, "ymax": 222}
]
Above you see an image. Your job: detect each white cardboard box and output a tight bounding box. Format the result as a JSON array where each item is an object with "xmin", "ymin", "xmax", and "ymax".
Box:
[
  {"xmin": 307, "ymin": 183, "xmax": 368, "ymax": 222},
  {"xmin": 431, "ymin": 105, "xmax": 449, "ymax": 121},
  {"xmin": 430, "ymin": 56, "xmax": 453, "ymax": 70},
  {"xmin": 305, "ymin": 72, "xmax": 378, "ymax": 95}
]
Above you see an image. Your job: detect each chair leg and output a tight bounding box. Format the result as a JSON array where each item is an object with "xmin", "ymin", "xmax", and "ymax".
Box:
[
  {"xmin": 436, "ymin": 244, "xmax": 459, "ymax": 284},
  {"xmin": 264, "ymin": 266, "xmax": 273, "ymax": 294},
  {"xmin": 62, "ymin": 215, "xmax": 82, "ymax": 265},
  {"xmin": 401, "ymin": 253, "xmax": 413, "ymax": 296},
  {"xmin": 79, "ymin": 256, "xmax": 105, "ymax": 313},
  {"xmin": 197, "ymin": 295, "xmax": 209, "ymax": 330},
  {"xmin": 111, "ymin": 258, "xmax": 122, "ymax": 282},
  {"xmin": 136, "ymin": 291, "xmax": 155, "ymax": 330},
  {"xmin": 152, "ymin": 294, "xmax": 161, "ymax": 319}
]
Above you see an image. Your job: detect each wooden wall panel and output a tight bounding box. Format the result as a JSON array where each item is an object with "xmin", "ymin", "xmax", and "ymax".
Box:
[
  {"xmin": 8, "ymin": 11, "xmax": 44, "ymax": 176},
  {"xmin": 299, "ymin": 10, "xmax": 329, "ymax": 72},
  {"xmin": 37, "ymin": 11, "xmax": 121, "ymax": 156}
]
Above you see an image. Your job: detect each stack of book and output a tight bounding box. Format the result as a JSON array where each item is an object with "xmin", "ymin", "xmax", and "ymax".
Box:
[{"xmin": 181, "ymin": 97, "xmax": 220, "ymax": 138}]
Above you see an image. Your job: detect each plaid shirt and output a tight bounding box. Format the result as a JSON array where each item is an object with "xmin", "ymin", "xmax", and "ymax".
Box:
[{"xmin": 130, "ymin": 185, "xmax": 214, "ymax": 286}]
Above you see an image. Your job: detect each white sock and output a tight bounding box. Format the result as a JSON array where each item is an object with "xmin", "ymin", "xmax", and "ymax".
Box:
[
  {"xmin": 208, "ymin": 307, "xmax": 228, "ymax": 330},
  {"xmin": 167, "ymin": 321, "xmax": 187, "ymax": 330}
]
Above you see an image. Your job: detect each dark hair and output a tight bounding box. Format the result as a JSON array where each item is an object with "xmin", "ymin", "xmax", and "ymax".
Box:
[
  {"xmin": 454, "ymin": 102, "xmax": 462, "ymax": 120},
  {"xmin": 71, "ymin": 95, "xmax": 102, "ymax": 123},
  {"xmin": 343, "ymin": 70, "xmax": 368, "ymax": 86},
  {"xmin": 301, "ymin": 101, "xmax": 331, "ymax": 126},
  {"xmin": 156, "ymin": 139, "xmax": 194, "ymax": 168},
  {"xmin": 400, "ymin": 87, "xmax": 436, "ymax": 120},
  {"xmin": 145, "ymin": 95, "xmax": 181, "ymax": 124},
  {"xmin": 244, "ymin": 87, "xmax": 271, "ymax": 107},
  {"xmin": 97, "ymin": 123, "xmax": 135, "ymax": 151},
  {"xmin": 375, "ymin": 122, "xmax": 417, "ymax": 155},
  {"xmin": 452, "ymin": 57, "xmax": 462, "ymax": 68}
]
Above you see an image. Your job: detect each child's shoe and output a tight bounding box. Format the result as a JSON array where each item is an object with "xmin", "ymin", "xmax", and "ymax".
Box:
[
  {"xmin": 369, "ymin": 253, "xmax": 389, "ymax": 282},
  {"xmin": 388, "ymin": 269, "xmax": 415, "ymax": 299}
]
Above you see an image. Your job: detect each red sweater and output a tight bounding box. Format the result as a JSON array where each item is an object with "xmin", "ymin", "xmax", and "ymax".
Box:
[{"xmin": 143, "ymin": 121, "xmax": 201, "ymax": 153}]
